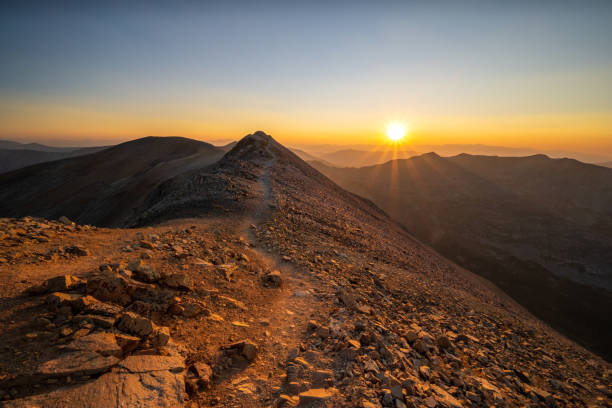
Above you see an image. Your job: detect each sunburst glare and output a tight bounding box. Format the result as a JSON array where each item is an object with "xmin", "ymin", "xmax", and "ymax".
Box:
[{"xmin": 386, "ymin": 122, "xmax": 408, "ymax": 142}]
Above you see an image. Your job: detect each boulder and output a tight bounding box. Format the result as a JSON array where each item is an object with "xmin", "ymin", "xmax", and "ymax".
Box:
[
  {"xmin": 222, "ymin": 340, "xmax": 258, "ymax": 364},
  {"xmin": 64, "ymin": 245, "xmax": 90, "ymax": 256},
  {"xmin": 163, "ymin": 273, "xmax": 193, "ymax": 291},
  {"xmin": 190, "ymin": 362, "xmax": 213, "ymax": 389},
  {"xmin": 151, "ymin": 326, "xmax": 171, "ymax": 347},
  {"xmin": 58, "ymin": 216, "xmax": 73, "ymax": 226},
  {"xmin": 129, "ymin": 260, "xmax": 160, "ymax": 283},
  {"xmin": 86, "ymin": 273, "xmax": 131, "ymax": 306},
  {"xmin": 47, "ymin": 275, "xmax": 84, "ymax": 292},
  {"xmin": 117, "ymin": 312, "xmax": 155, "ymax": 337},
  {"xmin": 47, "ymin": 292, "xmax": 84, "ymax": 313}
]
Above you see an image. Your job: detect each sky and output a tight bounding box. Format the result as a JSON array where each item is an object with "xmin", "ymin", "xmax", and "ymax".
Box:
[{"xmin": 1, "ymin": 1, "xmax": 611, "ymax": 154}]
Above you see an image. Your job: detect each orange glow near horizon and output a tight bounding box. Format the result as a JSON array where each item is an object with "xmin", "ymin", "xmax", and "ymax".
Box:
[{"xmin": 0, "ymin": 101, "xmax": 611, "ymax": 155}]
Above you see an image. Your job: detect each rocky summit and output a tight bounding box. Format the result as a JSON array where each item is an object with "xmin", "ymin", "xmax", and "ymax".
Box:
[{"xmin": 0, "ymin": 132, "xmax": 610, "ymax": 407}]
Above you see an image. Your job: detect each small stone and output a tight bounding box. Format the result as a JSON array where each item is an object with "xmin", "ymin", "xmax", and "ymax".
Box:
[
  {"xmin": 191, "ymin": 362, "xmax": 212, "ymax": 389},
  {"xmin": 182, "ymin": 302, "xmax": 208, "ymax": 318},
  {"xmin": 278, "ymin": 394, "xmax": 299, "ymax": 407},
  {"xmin": 317, "ymin": 326, "xmax": 330, "ymax": 339},
  {"xmin": 347, "ymin": 339, "xmax": 361, "ymax": 349},
  {"xmin": 58, "ymin": 216, "xmax": 73, "ymax": 225},
  {"xmin": 139, "ymin": 240, "xmax": 155, "ymax": 250},
  {"xmin": 64, "ymin": 245, "xmax": 90, "ymax": 256},
  {"xmin": 437, "ymin": 335, "xmax": 452, "ymax": 350},
  {"xmin": 262, "ymin": 270, "xmax": 282, "ymax": 288},
  {"xmin": 151, "ymin": 326, "xmax": 171, "ymax": 347},
  {"xmin": 419, "ymin": 365, "xmax": 431, "ymax": 379},
  {"xmin": 115, "ymin": 333, "xmax": 141, "ymax": 354},
  {"xmin": 222, "ymin": 340, "xmax": 258, "ymax": 363}
]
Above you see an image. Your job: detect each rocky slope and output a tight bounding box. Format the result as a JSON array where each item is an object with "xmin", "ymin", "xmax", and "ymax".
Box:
[
  {"xmin": 0, "ymin": 137, "xmax": 225, "ymax": 226},
  {"xmin": 0, "ymin": 133, "xmax": 610, "ymax": 407},
  {"xmin": 312, "ymin": 153, "xmax": 612, "ymax": 362}
]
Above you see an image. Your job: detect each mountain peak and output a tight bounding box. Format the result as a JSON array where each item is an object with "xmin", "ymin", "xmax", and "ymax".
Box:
[
  {"xmin": 222, "ymin": 130, "xmax": 300, "ymax": 167},
  {"xmin": 245, "ymin": 130, "xmax": 273, "ymax": 142}
]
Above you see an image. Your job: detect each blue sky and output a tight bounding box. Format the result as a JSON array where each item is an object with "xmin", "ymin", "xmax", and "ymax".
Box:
[{"xmin": 1, "ymin": 1, "xmax": 611, "ymax": 151}]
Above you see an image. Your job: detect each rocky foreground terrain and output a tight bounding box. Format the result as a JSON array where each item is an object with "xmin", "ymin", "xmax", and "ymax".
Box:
[{"xmin": 0, "ymin": 133, "xmax": 610, "ymax": 407}]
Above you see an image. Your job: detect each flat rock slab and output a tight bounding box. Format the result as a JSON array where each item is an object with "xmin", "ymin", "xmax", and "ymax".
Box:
[
  {"xmin": 64, "ymin": 332, "xmax": 123, "ymax": 357},
  {"xmin": 298, "ymin": 388, "xmax": 339, "ymax": 405},
  {"xmin": 36, "ymin": 351, "xmax": 120, "ymax": 378},
  {"xmin": 118, "ymin": 355, "xmax": 185, "ymax": 373},
  {"xmin": 9, "ymin": 355, "xmax": 186, "ymax": 407}
]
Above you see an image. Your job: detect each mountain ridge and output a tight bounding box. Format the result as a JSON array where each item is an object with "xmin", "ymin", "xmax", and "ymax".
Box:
[{"xmin": 0, "ymin": 133, "xmax": 609, "ymax": 407}]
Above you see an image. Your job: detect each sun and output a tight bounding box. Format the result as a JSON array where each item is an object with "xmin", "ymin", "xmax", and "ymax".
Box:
[{"xmin": 386, "ymin": 122, "xmax": 407, "ymax": 142}]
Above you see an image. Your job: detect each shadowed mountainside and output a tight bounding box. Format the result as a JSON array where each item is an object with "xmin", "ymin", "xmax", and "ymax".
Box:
[
  {"xmin": 311, "ymin": 153, "xmax": 612, "ymax": 360},
  {"xmin": 0, "ymin": 137, "xmax": 224, "ymax": 226}
]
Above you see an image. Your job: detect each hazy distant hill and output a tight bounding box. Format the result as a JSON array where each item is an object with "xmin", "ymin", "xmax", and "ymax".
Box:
[
  {"xmin": 599, "ymin": 161, "xmax": 612, "ymax": 168},
  {"xmin": 300, "ymin": 143, "xmax": 612, "ymax": 166},
  {"xmin": 0, "ymin": 139, "xmax": 108, "ymax": 153},
  {"xmin": 0, "ymin": 141, "xmax": 110, "ymax": 173},
  {"xmin": 318, "ymin": 148, "xmax": 418, "ymax": 167},
  {"xmin": 312, "ymin": 153, "xmax": 612, "ymax": 359}
]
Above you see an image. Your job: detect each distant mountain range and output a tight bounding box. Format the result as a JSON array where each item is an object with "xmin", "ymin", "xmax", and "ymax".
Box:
[
  {"xmin": 306, "ymin": 148, "xmax": 416, "ymax": 168},
  {"xmin": 0, "ymin": 140, "xmax": 109, "ymax": 173},
  {"xmin": 312, "ymin": 153, "xmax": 612, "ymax": 360}
]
